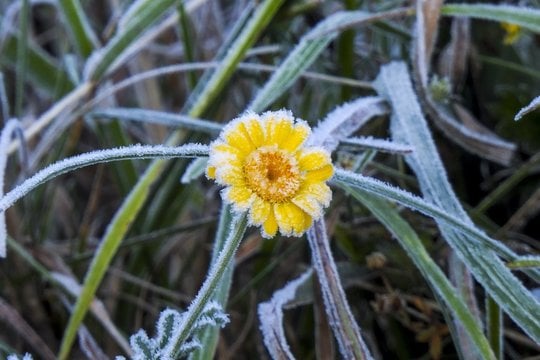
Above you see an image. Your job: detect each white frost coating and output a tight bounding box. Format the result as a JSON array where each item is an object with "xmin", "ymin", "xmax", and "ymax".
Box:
[
  {"xmin": 515, "ymin": 95, "xmax": 540, "ymax": 121},
  {"xmin": 0, "ymin": 119, "xmax": 24, "ymax": 257},
  {"xmin": 374, "ymin": 62, "xmax": 540, "ymax": 343},
  {"xmin": 307, "ymin": 220, "xmax": 373, "ymax": 359},
  {"xmin": 6, "ymin": 355, "xmax": 32, "ymax": 360},
  {"xmin": 308, "ymin": 97, "xmax": 388, "ymax": 151},
  {"xmin": 92, "ymin": 108, "xmax": 223, "ymax": 134},
  {"xmin": 340, "ymin": 136, "xmax": 413, "ymax": 154},
  {"xmin": 0, "ymin": 143, "xmax": 209, "ymax": 213},
  {"xmin": 333, "ymin": 168, "xmax": 523, "ymax": 259},
  {"xmin": 258, "ymin": 269, "xmax": 313, "ymax": 360}
]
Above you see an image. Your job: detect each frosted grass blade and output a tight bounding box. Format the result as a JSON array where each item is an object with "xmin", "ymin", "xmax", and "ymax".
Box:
[
  {"xmin": 441, "ymin": 4, "xmax": 540, "ymax": 33},
  {"xmin": 347, "ymin": 189, "xmax": 495, "ymax": 359},
  {"xmin": 58, "ymin": 0, "xmax": 284, "ymax": 356},
  {"xmin": 258, "ymin": 270, "xmax": 313, "ymax": 359},
  {"xmin": 307, "ymin": 219, "xmax": 373, "ymax": 359},
  {"xmin": 515, "ymin": 95, "xmax": 540, "ymax": 121},
  {"xmin": 91, "ymin": 108, "xmax": 222, "ymax": 134},
  {"xmin": 374, "ymin": 62, "xmax": 540, "ymax": 343}
]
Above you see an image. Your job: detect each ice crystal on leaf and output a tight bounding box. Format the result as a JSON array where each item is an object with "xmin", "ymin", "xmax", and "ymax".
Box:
[{"xmin": 206, "ymin": 110, "xmax": 333, "ymax": 238}]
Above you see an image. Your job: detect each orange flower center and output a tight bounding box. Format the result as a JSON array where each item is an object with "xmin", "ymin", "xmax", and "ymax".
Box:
[{"xmin": 243, "ymin": 146, "xmax": 301, "ymax": 203}]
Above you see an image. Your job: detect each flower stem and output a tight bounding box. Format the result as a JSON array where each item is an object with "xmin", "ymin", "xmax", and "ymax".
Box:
[{"xmin": 168, "ymin": 212, "xmax": 248, "ymax": 356}]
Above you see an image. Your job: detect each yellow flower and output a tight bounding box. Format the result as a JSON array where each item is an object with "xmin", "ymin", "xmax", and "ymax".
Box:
[
  {"xmin": 501, "ymin": 22, "xmax": 521, "ymax": 45},
  {"xmin": 207, "ymin": 110, "xmax": 333, "ymax": 238}
]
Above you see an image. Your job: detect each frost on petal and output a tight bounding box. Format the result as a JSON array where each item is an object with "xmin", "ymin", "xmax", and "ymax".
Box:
[
  {"xmin": 263, "ymin": 110, "xmax": 294, "ymax": 146},
  {"xmin": 281, "ymin": 120, "xmax": 310, "ymax": 151},
  {"xmin": 275, "ymin": 203, "xmax": 310, "ymax": 236},
  {"xmin": 240, "ymin": 117, "xmax": 265, "ymax": 147},
  {"xmin": 292, "ymin": 191, "xmax": 323, "ymax": 218},
  {"xmin": 224, "ymin": 122, "xmax": 255, "ymax": 154},
  {"xmin": 249, "ymin": 196, "xmax": 271, "ymax": 225},
  {"xmin": 304, "ymin": 164, "xmax": 334, "ymax": 183},
  {"xmin": 262, "ymin": 207, "xmax": 279, "ymax": 238},
  {"xmin": 298, "ymin": 148, "xmax": 332, "ymax": 171},
  {"xmin": 223, "ymin": 186, "xmax": 254, "ymax": 211}
]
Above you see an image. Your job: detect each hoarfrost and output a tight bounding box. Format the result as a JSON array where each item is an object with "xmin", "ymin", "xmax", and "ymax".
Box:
[
  {"xmin": 258, "ymin": 269, "xmax": 313, "ymax": 359},
  {"xmin": 308, "ymin": 97, "xmax": 388, "ymax": 150},
  {"xmin": 340, "ymin": 136, "xmax": 413, "ymax": 154},
  {"xmin": 515, "ymin": 95, "xmax": 540, "ymax": 121}
]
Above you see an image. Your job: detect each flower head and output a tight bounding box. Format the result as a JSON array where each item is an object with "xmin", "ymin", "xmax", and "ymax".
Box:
[
  {"xmin": 501, "ymin": 22, "xmax": 521, "ymax": 45},
  {"xmin": 207, "ymin": 110, "xmax": 333, "ymax": 238}
]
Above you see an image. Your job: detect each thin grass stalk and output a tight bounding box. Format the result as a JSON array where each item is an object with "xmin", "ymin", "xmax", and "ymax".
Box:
[
  {"xmin": 14, "ymin": 0, "xmax": 29, "ymax": 117},
  {"xmin": 57, "ymin": 0, "xmax": 99, "ymax": 57},
  {"xmin": 486, "ymin": 296, "xmax": 503, "ymax": 359},
  {"xmin": 307, "ymin": 219, "xmax": 373, "ymax": 360}
]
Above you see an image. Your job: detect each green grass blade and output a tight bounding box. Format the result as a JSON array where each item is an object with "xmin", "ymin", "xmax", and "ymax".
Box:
[
  {"xmin": 85, "ymin": 0, "xmax": 178, "ymax": 81},
  {"xmin": 91, "ymin": 108, "xmax": 223, "ymax": 134},
  {"xmin": 307, "ymin": 219, "xmax": 373, "ymax": 359},
  {"xmin": 58, "ymin": 0, "xmax": 99, "ymax": 57},
  {"xmin": 14, "ymin": 0, "xmax": 29, "ymax": 117},
  {"xmin": 56, "ymin": 145, "xmax": 209, "ymax": 360},
  {"xmin": 441, "ymin": 4, "xmax": 540, "ymax": 33},
  {"xmin": 0, "ymin": 34, "xmax": 74, "ymax": 97},
  {"xmin": 58, "ymin": 0, "xmax": 284, "ymax": 356},
  {"xmin": 374, "ymin": 61, "xmax": 540, "ymax": 344},
  {"xmin": 346, "ymin": 189, "xmax": 495, "ymax": 359},
  {"xmin": 187, "ymin": 0, "xmax": 286, "ymax": 117}
]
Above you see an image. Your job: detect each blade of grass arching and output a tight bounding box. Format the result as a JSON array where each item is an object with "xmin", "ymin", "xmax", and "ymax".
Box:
[
  {"xmin": 58, "ymin": 0, "xmax": 285, "ymax": 356},
  {"xmin": 14, "ymin": 0, "xmax": 29, "ymax": 117},
  {"xmin": 332, "ymin": 168, "xmax": 540, "ymax": 281},
  {"xmin": 95, "ymin": 120, "xmax": 138, "ymax": 195},
  {"xmin": 441, "ymin": 4, "xmax": 540, "ymax": 33},
  {"xmin": 191, "ymin": 204, "xmax": 236, "ymax": 360},
  {"xmin": 307, "ymin": 219, "xmax": 373, "ymax": 360},
  {"xmin": 57, "ymin": 0, "xmax": 99, "ymax": 57},
  {"xmin": 346, "ymin": 189, "xmax": 495, "ymax": 359},
  {"xmin": 374, "ymin": 62, "xmax": 540, "ymax": 344},
  {"xmin": 0, "ymin": 34, "xmax": 74, "ymax": 97},
  {"xmin": 56, "ymin": 146, "xmax": 208, "ymax": 360}
]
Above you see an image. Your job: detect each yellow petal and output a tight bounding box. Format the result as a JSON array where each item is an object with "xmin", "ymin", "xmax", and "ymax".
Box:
[
  {"xmin": 298, "ymin": 148, "xmax": 332, "ymax": 171},
  {"xmin": 224, "ymin": 123, "xmax": 255, "ymax": 154},
  {"xmin": 217, "ymin": 166, "xmax": 245, "ymax": 186},
  {"xmin": 264, "ymin": 112, "xmax": 293, "ymax": 146},
  {"xmin": 305, "ymin": 164, "xmax": 334, "ymax": 183},
  {"xmin": 300, "ymin": 182, "xmax": 332, "ymax": 207},
  {"xmin": 249, "ymin": 197, "xmax": 271, "ymax": 225},
  {"xmin": 292, "ymin": 191, "xmax": 323, "ymax": 218},
  {"xmin": 206, "ymin": 166, "xmax": 216, "ymax": 179},
  {"xmin": 241, "ymin": 117, "xmax": 265, "ymax": 148},
  {"xmin": 223, "ymin": 186, "xmax": 253, "ymax": 210},
  {"xmin": 262, "ymin": 206, "xmax": 278, "ymax": 238},
  {"xmin": 281, "ymin": 121, "xmax": 310, "ymax": 151},
  {"xmin": 275, "ymin": 203, "xmax": 309, "ymax": 236}
]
